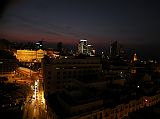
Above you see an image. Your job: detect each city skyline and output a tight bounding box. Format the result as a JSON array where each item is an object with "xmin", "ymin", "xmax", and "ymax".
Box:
[{"xmin": 0, "ymin": 0, "xmax": 160, "ymax": 58}]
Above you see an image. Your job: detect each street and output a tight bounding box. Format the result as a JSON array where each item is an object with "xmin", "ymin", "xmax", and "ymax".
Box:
[
  {"xmin": 22, "ymin": 75, "xmax": 47, "ymax": 119},
  {"xmin": 1, "ymin": 68, "xmax": 51, "ymax": 119}
]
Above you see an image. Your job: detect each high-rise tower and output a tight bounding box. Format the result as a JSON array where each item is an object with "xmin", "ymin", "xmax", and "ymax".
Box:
[
  {"xmin": 78, "ymin": 39, "xmax": 88, "ymax": 55},
  {"xmin": 35, "ymin": 41, "xmax": 43, "ymax": 50},
  {"xmin": 110, "ymin": 41, "xmax": 119, "ymax": 57}
]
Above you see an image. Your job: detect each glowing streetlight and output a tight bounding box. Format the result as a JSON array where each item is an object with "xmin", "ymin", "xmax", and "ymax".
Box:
[{"xmin": 29, "ymin": 65, "xmax": 31, "ymax": 77}]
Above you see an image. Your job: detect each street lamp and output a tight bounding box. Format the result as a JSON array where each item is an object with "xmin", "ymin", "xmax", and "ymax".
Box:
[{"xmin": 29, "ymin": 65, "xmax": 31, "ymax": 77}]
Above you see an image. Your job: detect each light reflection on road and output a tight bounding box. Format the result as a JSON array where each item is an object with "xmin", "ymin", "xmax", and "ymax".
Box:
[{"xmin": 22, "ymin": 72, "xmax": 47, "ymax": 119}]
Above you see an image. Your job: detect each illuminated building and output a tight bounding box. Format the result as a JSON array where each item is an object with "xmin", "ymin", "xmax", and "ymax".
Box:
[
  {"xmin": 46, "ymin": 49, "xmax": 60, "ymax": 59},
  {"xmin": 78, "ymin": 39, "xmax": 88, "ymax": 55},
  {"xmin": 16, "ymin": 49, "xmax": 46, "ymax": 62},
  {"xmin": 17, "ymin": 50, "xmax": 36, "ymax": 62},
  {"xmin": 133, "ymin": 53, "xmax": 138, "ymax": 61},
  {"xmin": 87, "ymin": 44, "xmax": 95, "ymax": 56},
  {"xmin": 36, "ymin": 49, "xmax": 45, "ymax": 62},
  {"xmin": 78, "ymin": 39, "xmax": 95, "ymax": 56},
  {"xmin": 35, "ymin": 41, "xmax": 43, "ymax": 50}
]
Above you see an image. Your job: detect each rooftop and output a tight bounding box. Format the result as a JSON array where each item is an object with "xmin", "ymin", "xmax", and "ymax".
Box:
[{"xmin": 59, "ymin": 89, "xmax": 101, "ymax": 106}]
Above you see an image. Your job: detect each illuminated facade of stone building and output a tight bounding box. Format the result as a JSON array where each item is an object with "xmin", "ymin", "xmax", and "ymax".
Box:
[{"xmin": 16, "ymin": 49, "xmax": 45, "ymax": 62}]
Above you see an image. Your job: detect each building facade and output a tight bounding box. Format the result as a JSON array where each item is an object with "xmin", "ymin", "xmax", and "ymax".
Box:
[
  {"xmin": 46, "ymin": 92, "xmax": 160, "ymax": 119},
  {"xmin": 16, "ymin": 49, "xmax": 45, "ymax": 62},
  {"xmin": 78, "ymin": 39, "xmax": 88, "ymax": 55},
  {"xmin": 0, "ymin": 50, "xmax": 18, "ymax": 75},
  {"xmin": 42, "ymin": 56, "xmax": 102, "ymax": 98},
  {"xmin": 35, "ymin": 41, "xmax": 43, "ymax": 50},
  {"xmin": 77, "ymin": 39, "xmax": 95, "ymax": 56}
]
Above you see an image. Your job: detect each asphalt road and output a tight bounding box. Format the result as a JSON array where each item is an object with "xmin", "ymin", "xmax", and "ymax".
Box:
[{"xmin": 23, "ymin": 75, "xmax": 47, "ymax": 119}]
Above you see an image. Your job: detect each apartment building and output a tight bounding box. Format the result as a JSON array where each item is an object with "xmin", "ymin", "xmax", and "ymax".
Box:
[{"xmin": 42, "ymin": 56, "xmax": 102, "ymax": 98}]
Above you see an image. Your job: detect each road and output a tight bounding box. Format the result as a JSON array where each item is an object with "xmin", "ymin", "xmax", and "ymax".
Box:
[
  {"xmin": 1, "ymin": 68, "xmax": 49, "ymax": 119},
  {"xmin": 22, "ymin": 74, "xmax": 47, "ymax": 119}
]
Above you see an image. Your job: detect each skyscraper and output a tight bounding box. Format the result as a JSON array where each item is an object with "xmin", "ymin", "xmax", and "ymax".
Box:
[
  {"xmin": 78, "ymin": 39, "xmax": 88, "ymax": 55},
  {"xmin": 110, "ymin": 41, "xmax": 119, "ymax": 57},
  {"xmin": 87, "ymin": 44, "xmax": 95, "ymax": 56},
  {"xmin": 35, "ymin": 41, "xmax": 43, "ymax": 50}
]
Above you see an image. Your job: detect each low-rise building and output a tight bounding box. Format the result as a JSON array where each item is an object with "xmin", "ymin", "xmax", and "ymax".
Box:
[{"xmin": 16, "ymin": 49, "xmax": 46, "ymax": 62}]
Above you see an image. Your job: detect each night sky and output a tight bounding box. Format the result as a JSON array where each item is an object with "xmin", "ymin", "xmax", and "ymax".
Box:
[{"xmin": 0, "ymin": 0, "xmax": 160, "ymax": 58}]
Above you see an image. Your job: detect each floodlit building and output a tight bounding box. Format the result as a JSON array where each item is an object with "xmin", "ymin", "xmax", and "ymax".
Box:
[
  {"xmin": 78, "ymin": 39, "xmax": 88, "ymax": 55},
  {"xmin": 87, "ymin": 44, "xmax": 95, "ymax": 56},
  {"xmin": 133, "ymin": 53, "xmax": 138, "ymax": 61},
  {"xmin": 78, "ymin": 39, "xmax": 95, "ymax": 56},
  {"xmin": 35, "ymin": 41, "xmax": 43, "ymax": 50},
  {"xmin": 36, "ymin": 49, "xmax": 45, "ymax": 62},
  {"xmin": 16, "ymin": 49, "xmax": 46, "ymax": 62}
]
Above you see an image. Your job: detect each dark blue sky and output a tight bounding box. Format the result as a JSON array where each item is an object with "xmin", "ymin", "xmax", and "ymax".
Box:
[{"xmin": 0, "ymin": 0, "xmax": 160, "ymax": 57}]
